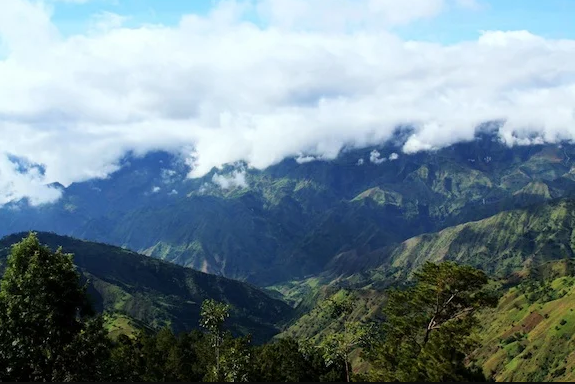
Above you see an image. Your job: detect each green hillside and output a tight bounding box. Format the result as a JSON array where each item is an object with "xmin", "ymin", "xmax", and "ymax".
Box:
[
  {"xmin": 305, "ymin": 197, "xmax": 575, "ymax": 289},
  {"xmin": 0, "ymin": 232, "xmax": 293, "ymax": 343},
  {"xmin": 474, "ymin": 259, "xmax": 575, "ymax": 382},
  {"xmin": 279, "ymin": 261, "xmax": 575, "ymax": 382},
  {"xmin": 384, "ymin": 198, "xmax": 575, "ymax": 279},
  {"xmin": 278, "ymin": 198, "xmax": 575, "ymax": 376}
]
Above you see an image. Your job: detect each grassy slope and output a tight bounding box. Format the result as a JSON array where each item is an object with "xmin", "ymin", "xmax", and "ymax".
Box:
[
  {"xmin": 274, "ymin": 198, "xmax": 575, "ymax": 319},
  {"xmin": 474, "ymin": 259, "xmax": 575, "ymax": 382},
  {"xmin": 280, "ymin": 261, "xmax": 575, "ymax": 382},
  {"xmin": 381, "ymin": 198, "xmax": 575, "ymax": 279},
  {"xmin": 0, "ymin": 232, "xmax": 294, "ymax": 344},
  {"xmin": 103, "ymin": 313, "xmax": 154, "ymax": 340},
  {"xmin": 278, "ymin": 199, "xmax": 575, "ymax": 380}
]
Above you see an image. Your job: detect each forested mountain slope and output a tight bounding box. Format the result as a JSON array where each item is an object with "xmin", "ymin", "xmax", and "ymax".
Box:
[
  {"xmin": 280, "ymin": 198, "xmax": 575, "ymax": 344},
  {"xmin": 2, "ymin": 136, "xmax": 575, "ymax": 285},
  {"xmin": 382, "ymin": 198, "xmax": 575, "ymax": 279},
  {"xmin": 0, "ymin": 232, "xmax": 293, "ymax": 343}
]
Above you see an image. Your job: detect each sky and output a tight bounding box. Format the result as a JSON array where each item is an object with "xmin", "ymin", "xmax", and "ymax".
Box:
[
  {"xmin": 1, "ymin": 0, "xmax": 575, "ymax": 205},
  {"xmin": 48, "ymin": 0, "xmax": 575, "ymax": 42}
]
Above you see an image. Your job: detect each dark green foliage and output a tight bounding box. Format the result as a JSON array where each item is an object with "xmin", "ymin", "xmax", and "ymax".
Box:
[
  {"xmin": 0, "ymin": 233, "xmax": 112, "ymax": 382},
  {"xmin": 501, "ymin": 332, "xmax": 525, "ymax": 346},
  {"xmin": 55, "ymin": 316, "xmax": 115, "ymax": 382},
  {"xmin": 107, "ymin": 326, "xmax": 346, "ymax": 383},
  {"xmin": 364, "ymin": 261, "xmax": 497, "ymax": 382},
  {"xmin": 205, "ymin": 335, "xmax": 252, "ymax": 382},
  {"xmin": 251, "ymin": 338, "xmax": 346, "ymax": 382},
  {"xmin": 319, "ymin": 290, "xmax": 374, "ymax": 382},
  {"xmin": 5, "ymin": 232, "xmax": 563, "ymax": 381},
  {"xmin": 0, "ymin": 234, "xmax": 313, "ymax": 382},
  {"xmin": 110, "ymin": 328, "xmax": 213, "ymax": 382}
]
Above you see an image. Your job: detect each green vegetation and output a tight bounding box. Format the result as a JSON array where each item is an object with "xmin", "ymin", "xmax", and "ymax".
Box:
[
  {"xmin": 1, "ymin": 233, "xmax": 502, "ymax": 382},
  {"xmin": 0, "ymin": 233, "xmax": 345, "ymax": 382},
  {"xmin": 380, "ymin": 198, "xmax": 575, "ymax": 280},
  {"xmin": 474, "ymin": 259, "xmax": 575, "ymax": 382},
  {"xmin": 5, "ymin": 140, "xmax": 575, "ymax": 381},
  {"xmin": 0, "ymin": 232, "xmax": 293, "ymax": 343},
  {"xmin": 0, "ymin": 233, "xmax": 112, "ymax": 381},
  {"xmin": 200, "ymin": 299, "xmax": 231, "ymax": 381},
  {"xmin": 363, "ymin": 262, "xmax": 497, "ymax": 382},
  {"xmin": 278, "ymin": 197, "xmax": 575, "ymax": 382}
]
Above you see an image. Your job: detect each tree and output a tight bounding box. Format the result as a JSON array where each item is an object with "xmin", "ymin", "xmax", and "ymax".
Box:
[
  {"xmin": 0, "ymin": 232, "xmax": 112, "ymax": 381},
  {"xmin": 365, "ymin": 261, "xmax": 498, "ymax": 382},
  {"xmin": 251, "ymin": 338, "xmax": 311, "ymax": 382},
  {"xmin": 216, "ymin": 336, "xmax": 251, "ymax": 382},
  {"xmin": 54, "ymin": 316, "xmax": 114, "ymax": 382},
  {"xmin": 251, "ymin": 337, "xmax": 347, "ymax": 382},
  {"xmin": 320, "ymin": 290, "xmax": 372, "ymax": 382},
  {"xmin": 200, "ymin": 298, "xmax": 231, "ymax": 381}
]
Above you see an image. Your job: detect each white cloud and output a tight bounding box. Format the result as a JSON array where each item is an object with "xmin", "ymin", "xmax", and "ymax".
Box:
[
  {"xmin": 388, "ymin": 152, "xmax": 399, "ymax": 161},
  {"xmin": 161, "ymin": 168, "xmax": 178, "ymax": 184},
  {"xmin": 212, "ymin": 169, "xmax": 248, "ymax": 190},
  {"xmin": 151, "ymin": 186, "xmax": 161, "ymax": 193},
  {"xmin": 0, "ymin": 153, "xmax": 62, "ymax": 206},
  {"xmin": 370, "ymin": 150, "xmax": 386, "ymax": 165},
  {"xmin": 357, "ymin": 158, "xmax": 364, "ymax": 166},
  {"xmin": 1, "ymin": 0, "xmax": 575, "ymax": 205},
  {"xmin": 198, "ymin": 182, "xmax": 210, "ymax": 194},
  {"xmin": 295, "ymin": 155, "xmax": 318, "ymax": 164},
  {"xmin": 90, "ymin": 11, "xmax": 128, "ymax": 32}
]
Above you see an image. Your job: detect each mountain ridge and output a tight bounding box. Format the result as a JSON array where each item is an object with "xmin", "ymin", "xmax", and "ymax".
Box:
[
  {"xmin": 3, "ymin": 137, "xmax": 575, "ymax": 285},
  {"xmin": 0, "ymin": 231, "xmax": 294, "ymax": 343}
]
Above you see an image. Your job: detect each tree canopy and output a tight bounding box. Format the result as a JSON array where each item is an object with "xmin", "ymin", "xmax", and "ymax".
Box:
[
  {"xmin": 0, "ymin": 232, "xmax": 111, "ymax": 382},
  {"xmin": 364, "ymin": 261, "xmax": 498, "ymax": 382}
]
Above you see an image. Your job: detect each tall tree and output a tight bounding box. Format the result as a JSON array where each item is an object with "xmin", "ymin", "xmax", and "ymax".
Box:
[
  {"xmin": 365, "ymin": 261, "xmax": 498, "ymax": 382},
  {"xmin": 217, "ymin": 335, "xmax": 251, "ymax": 382},
  {"xmin": 0, "ymin": 232, "xmax": 112, "ymax": 381},
  {"xmin": 200, "ymin": 298, "xmax": 231, "ymax": 381},
  {"xmin": 320, "ymin": 290, "xmax": 371, "ymax": 382}
]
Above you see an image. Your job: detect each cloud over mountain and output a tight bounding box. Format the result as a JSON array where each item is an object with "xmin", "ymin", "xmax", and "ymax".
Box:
[{"xmin": 1, "ymin": 0, "xmax": 575, "ymax": 205}]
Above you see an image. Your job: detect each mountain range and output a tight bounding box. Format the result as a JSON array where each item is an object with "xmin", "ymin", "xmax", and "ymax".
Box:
[
  {"xmin": 4, "ymin": 134, "xmax": 575, "ymax": 380},
  {"xmin": 2, "ymin": 132, "xmax": 575, "ymax": 287}
]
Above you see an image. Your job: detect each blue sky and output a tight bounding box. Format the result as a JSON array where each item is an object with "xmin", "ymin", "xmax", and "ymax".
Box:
[
  {"xmin": 398, "ymin": 0, "xmax": 575, "ymax": 43},
  {"xmin": 50, "ymin": 0, "xmax": 575, "ymax": 42},
  {"xmin": 51, "ymin": 0, "xmax": 215, "ymax": 34}
]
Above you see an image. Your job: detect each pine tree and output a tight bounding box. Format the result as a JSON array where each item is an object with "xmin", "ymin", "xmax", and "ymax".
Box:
[{"xmin": 365, "ymin": 261, "xmax": 498, "ymax": 382}]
